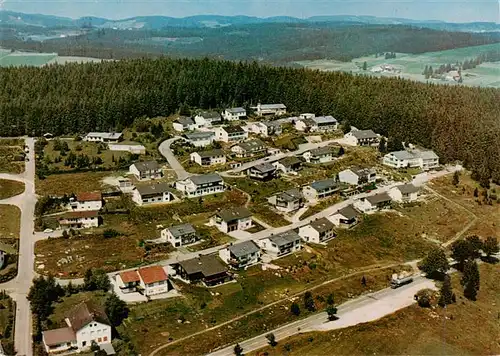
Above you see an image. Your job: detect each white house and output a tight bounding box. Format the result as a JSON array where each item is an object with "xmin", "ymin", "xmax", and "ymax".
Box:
[
  {"xmin": 303, "ymin": 179, "xmax": 339, "ymax": 200},
  {"xmin": 295, "ymin": 116, "xmax": 338, "ymax": 132},
  {"xmin": 273, "ymin": 156, "xmax": 303, "ymax": 174},
  {"xmin": 190, "ymin": 149, "xmax": 226, "ymax": 166},
  {"xmin": 219, "ymin": 240, "xmax": 261, "ymax": 269},
  {"xmin": 173, "ymin": 116, "xmax": 196, "ymax": 132},
  {"xmin": 83, "ymin": 132, "xmax": 122, "ymax": 143},
  {"xmin": 254, "ymin": 103, "xmax": 287, "ymax": 116},
  {"xmin": 223, "ymin": 107, "xmax": 247, "ymax": 121},
  {"xmin": 161, "ymin": 223, "xmax": 199, "ymax": 247},
  {"xmin": 383, "ymin": 149, "xmax": 439, "ymax": 171},
  {"xmin": 137, "ymin": 266, "xmax": 171, "ymax": 296},
  {"xmin": 258, "ymin": 230, "xmax": 301, "ymax": 257},
  {"xmin": 58, "ymin": 210, "xmax": 99, "ymax": 229},
  {"xmin": 250, "ymin": 121, "xmax": 282, "ymax": 137},
  {"xmin": 42, "ymin": 301, "xmax": 111, "ymax": 354},
  {"xmin": 388, "ymin": 183, "xmax": 420, "ymax": 203},
  {"xmin": 69, "ymin": 191, "xmax": 102, "ymax": 211},
  {"xmin": 338, "ymin": 167, "xmax": 377, "ymax": 186},
  {"xmin": 329, "ymin": 204, "xmax": 360, "ymax": 228},
  {"xmin": 231, "ymin": 139, "xmax": 267, "ymax": 157},
  {"xmin": 194, "ymin": 111, "xmax": 222, "ymax": 127},
  {"xmin": 303, "ymin": 146, "xmax": 339, "ymax": 163},
  {"xmin": 354, "ymin": 192, "xmax": 392, "ymax": 213},
  {"xmin": 299, "ymin": 217, "xmax": 336, "ymax": 244},
  {"xmin": 215, "ymin": 126, "xmax": 248, "ymax": 143},
  {"xmin": 108, "ymin": 143, "xmax": 146, "ymax": 155},
  {"xmin": 129, "ymin": 161, "xmax": 162, "ymax": 180},
  {"xmin": 132, "ymin": 183, "xmax": 175, "ymax": 206},
  {"xmin": 211, "ymin": 207, "xmax": 253, "ymax": 233},
  {"xmin": 175, "ymin": 173, "xmax": 225, "ymax": 198},
  {"xmin": 184, "ymin": 131, "xmax": 215, "ymax": 147},
  {"xmin": 247, "ymin": 162, "xmax": 277, "ymax": 180},
  {"xmin": 267, "ymin": 188, "xmax": 304, "ymax": 213},
  {"xmin": 344, "ymin": 130, "xmax": 380, "ymax": 147}
]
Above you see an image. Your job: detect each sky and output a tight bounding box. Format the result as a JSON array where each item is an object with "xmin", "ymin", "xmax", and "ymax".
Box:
[{"xmin": 1, "ymin": 0, "xmax": 499, "ymax": 23}]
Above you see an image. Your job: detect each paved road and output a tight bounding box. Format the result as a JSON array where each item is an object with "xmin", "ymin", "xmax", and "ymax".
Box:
[
  {"xmin": 209, "ymin": 276, "xmax": 437, "ymax": 356},
  {"xmin": 158, "ymin": 137, "xmax": 191, "ymax": 180},
  {"xmin": 0, "ymin": 138, "xmax": 37, "ymax": 356}
]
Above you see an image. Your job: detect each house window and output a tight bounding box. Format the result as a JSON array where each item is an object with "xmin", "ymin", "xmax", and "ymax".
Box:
[
  {"xmin": 98, "ymin": 337, "xmax": 102, "ymax": 342},
  {"xmin": 82, "ymin": 341, "xmax": 87, "ymax": 347}
]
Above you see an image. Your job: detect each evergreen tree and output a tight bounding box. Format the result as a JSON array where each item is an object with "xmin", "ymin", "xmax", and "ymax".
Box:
[
  {"xmin": 105, "ymin": 293, "xmax": 129, "ymax": 326},
  {"xmin": 362, "ymin": 61, "xmax": 368, "ymax": 71},
  {"xmin": 304, "ymin": 291, "xmax": 315, "ymax": 312},
  {"xmin": 419, "ymin": 247, "xmax": 449, "ymax": 279},
  {"xmin": 438, "ymin": 274, "xmax": 455, "ymax": 307},
  {"xmin": 290, "ymin": 302, "xmax": 300, "ymax": 316},
  {"xmin": 378, "ymin": 137, "xmax": 387, "ymax": 153},
  {"xmin": 326, "ymin": 305, "xmax": 338, "ymax": 321},
  {"xmin": 483, "ymin": 236, "xmax": 499, "ymax": 258},
  {"xmin": 451, "ymin": 239, "xmax": 475, "ymax": 270},
  {"xmin": 461, "ymin": 260, "xmax": 480, "ymax": 300},
  {"xmin": 452, "ymin": 171, "xmax": 460, "ymax": 186}
]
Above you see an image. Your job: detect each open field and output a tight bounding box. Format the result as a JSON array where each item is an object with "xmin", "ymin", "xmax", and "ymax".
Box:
[
  {"xmin": 296, "ymin": 43, "xmax": 500, "ymax": 88},
  {"xmin": 0, "ymin": 146, "xmax": 25, "ymax": 174},
  {"xmin": 0, "ymin": 205, "xmax": 21, "ymax": 239},
  {"xmin": 0, "ymin": 179, "xmax": 24, "ymax": 200},
  {"xmin": 35, "ymin": 171, "xmax": 119, "ymax": 195},
  {"xmin": 253, "ymin": 263, "xmax": 500, "ymax": 356},
  {"xmin": 0, "ymin": 49, "xmax": 103, "ymax": 67}
]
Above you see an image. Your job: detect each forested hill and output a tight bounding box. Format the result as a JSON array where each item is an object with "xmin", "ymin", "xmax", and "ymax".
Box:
[{"xmin": 0, "ymin": 58, "xmax": 499, "ymax": 182}]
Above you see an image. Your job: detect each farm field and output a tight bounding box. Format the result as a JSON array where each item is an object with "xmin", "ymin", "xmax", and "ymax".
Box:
[
  {"xmin": 296, "ymin": 43, "xmax": 500, "ymax": 88},
  {"xmin": 0, "ymin": 48, "xmax": 104, "ymax": 67},
  {"xmin": 253, "ymin": 263, "xmax": 500, "ymax": 356}
]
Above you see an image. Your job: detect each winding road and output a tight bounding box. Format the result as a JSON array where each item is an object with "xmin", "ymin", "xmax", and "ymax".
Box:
[
  {"xmin": 158, "ymin": 137, "xmax": 191, "ymax": 180},
  {"xmin": 0, "ymin": 138, "xmax": 37, "ymax": 356}
]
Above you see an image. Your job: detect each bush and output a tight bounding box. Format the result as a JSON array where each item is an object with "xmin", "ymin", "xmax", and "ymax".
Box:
[{"xmin": 102, "ymin": 229, "xmax": 120, "ymax": 239}]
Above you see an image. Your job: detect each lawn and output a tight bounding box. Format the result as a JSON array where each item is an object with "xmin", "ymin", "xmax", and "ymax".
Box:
[
  {"xmin": 253, "ymin": 263, "xmax": 500, "ymax": 356},
  {"xmin": 0, "ymin": 179, "xmax": 24, "ymax": 200},
  {"xmin": 36, "ymin": 171, "xmax": 120, "ymax": 195},
  {"xmin": 301, "ymin": 195, "xmax": 341, "ymax": 220},
  {"xmin": 186, "ymin": 225, "xmax": 235, "ymax": 252},
  {"xmin": 0, "ymin": 146, "xmax": 25, "ymax": 174},
  {"xmin": 0, "ymin": 205, "xmax": 21, "ymax": 239}
]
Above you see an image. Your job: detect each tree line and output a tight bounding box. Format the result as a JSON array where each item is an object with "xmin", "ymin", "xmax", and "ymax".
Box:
[{"xmin": 1, "ymin": 57, "xmax": 500, "ymax": 183}]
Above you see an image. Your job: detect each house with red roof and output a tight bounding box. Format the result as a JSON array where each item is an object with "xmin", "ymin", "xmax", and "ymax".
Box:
[
  {"xmin": 58, "ymin": 210, "xmax": 99, "ymax": 229},
  {"xmin": 116, "ymin": 265, "xmax": 171, "ymax": 297},
  {"xmin": 69, "ymin": 191, "xmax": 103, "ymax": 211}
]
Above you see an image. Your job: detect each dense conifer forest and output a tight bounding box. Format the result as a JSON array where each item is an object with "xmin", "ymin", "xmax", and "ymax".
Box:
[{"xmin": 1, "ymin": 57, "xmax": 499, "ymax": 182}]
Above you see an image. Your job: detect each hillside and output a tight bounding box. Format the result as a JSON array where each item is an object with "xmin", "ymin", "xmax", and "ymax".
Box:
[
  {"xmin": 1, "ymin": 57, "xmax": 499, "ymax": 184},
  {"xmin": 1, "ymin": 23, "xmax": 499, "ymax": 64}
]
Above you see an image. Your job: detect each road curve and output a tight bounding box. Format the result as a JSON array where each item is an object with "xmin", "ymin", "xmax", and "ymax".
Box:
[{"xmin": 158, "ymin": 137, "xmax": 191, "ymax": 181}]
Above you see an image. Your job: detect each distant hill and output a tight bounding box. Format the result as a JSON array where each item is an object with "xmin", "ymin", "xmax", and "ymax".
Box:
[{"xmin": 1, "ymin": 10, "xmax": 499, "ymax": 32}]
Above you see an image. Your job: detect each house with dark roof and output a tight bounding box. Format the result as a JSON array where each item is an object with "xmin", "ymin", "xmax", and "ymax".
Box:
[
  {"xmin": 295, "ymin": 115, "xmax": 338, "ymax": 132},
  {"xmin": 354, "ymin": 192, "xmax": 392, "ymax": 213},
  {"xmin": 175, "ymin": 173, "xmax": 225, "ymax": 198},
  {"xmin": 116, "ymin": 265, "xmax": 171, "ymax": 296},
  {"xmin": 230, "ymin": 138, "xmax": 267, "ymax": 157},
  {"xmin": 161, "ymin": 223, "xmax": 199, "ymax": 247},
  {"xmin": 172, "ymin": 254, "xmax": 231, "ymax": 286},
  {"xmin": 267, "ymin": 188, "xmax": 304, "ymax": 213},
  {"xmin": 303, "ymin": 179, "xmax": 340, "ymax": 200},
  {"xmin": 338, "ymin": 166, "xmax": 377, "ymax": 186},
  {"xmin": 129, "ymin": 160, "xmax": 162, "ymax": 180},
  {"xmin": 330, "ymin": 204, "xmax": 361, "ymax": 228},
  {"xmin": 211, "ymin": 207, "xmax": 253, "ymax": 233},
  {"xmin": 344, "ymin": 129, "xmax": 380, "ymax": 146},
  {"xmin": 246, "ymin": 162, "xmax": 277, "ymax": 180},
  {"xmin": 132, "ymin": 182, "xmax": 176, "ymax": 206},
  {"xmin": 299, "ymin": 217, "xmax": 336, "ymax": 244},
  {"xmin": 250, "ymin": 120, "xmax": 283, "ymax": 137},
  {"xmin": 42, "ymin": 301, "xmax": 111, "ymax": 354},
  {"xmin": 173, "ymin": 116, "xmax": 196, "ymax": 132},
  {"xmin": 184, "ymin": 131, "xmax": 215, "ymax": 147},
  {"xmin": 258, "ymin": 230, "xmax": 302, "ymax": 257},
  {"xmin": 388, "ymin": 183, "xmax": 421, "ymax": 203},
  {"xmin": 303, "ymin": 146, "xmax": 340, "ymax": 163},
  {"xmin": 273, "ymin": 156, "xmax": 303, "ymax": 174},
  {"xmin": 69, "ymin": 191, "xmax": 103, "ymax": 211},
  {"xmin": 215, "ymin": 125, "xmax": 248, "ymax": 143},
  {"xmin": 194, "ymin": 111, "xmax": 222, "ymax": 127},
  {"xmin": 58, "ymin": 210, "xmax": 99, "ymax": 229},
  {"xmin": 190, "ymin": 149, "xmax": 226, "ymax": 166},
  {"xmin": 219, "ymin": 240, "xmax": 261, "ymax": 269},
  {"xmin": 223, "ymin": 107, "xmax": 247, "ymax": 121}
]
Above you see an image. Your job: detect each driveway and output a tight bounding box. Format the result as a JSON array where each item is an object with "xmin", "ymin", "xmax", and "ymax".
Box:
[
  {"xmin": 158, "ymin": 137, "xmax": 191, "ymax": 180},
  {"xmin": 208, "ymin": 276, "xmax": 437, "ymax": 356}
]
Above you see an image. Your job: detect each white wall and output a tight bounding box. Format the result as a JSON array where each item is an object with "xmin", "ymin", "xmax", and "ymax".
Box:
[
  {"xmin": 76, "ymin": 321, "xmax": 111, "ymax": 350},
  {"xmin": 338, "ymin": 170, "xmax": 359, "ymax": 185}
]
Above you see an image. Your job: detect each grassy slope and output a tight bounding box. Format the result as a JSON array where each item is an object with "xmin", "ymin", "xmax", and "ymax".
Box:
[
  {"xmin": 0, "ymin": 179, "xmax": 24, "ymax": 200},
  {"xmin": 253, "ymin": 263, "xmax": 500, "ymax": 356},
  {"xmin": 0, "ymin": 205, "xmax": 21, "ymax": 239}
]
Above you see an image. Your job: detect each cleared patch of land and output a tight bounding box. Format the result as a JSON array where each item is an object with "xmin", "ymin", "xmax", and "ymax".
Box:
[
  {"xmin": 253, "ymin": 263, "xmax": 500, "ymax": 356},
  {"xmin": 0, "ymin": 205, "xmax": 21, "ymax": 239},
  {"xmin": 0, "ymin": 179, "xmax": 24, "ymax": 200},
  {"xmin": 296, "ymin": 43, "xmax": 500, "ymax": 88},
  {"xmin": 0, "ymin": 146, "xmax": 25, "ymax": 174},
  {"xmin": 35, "ymin": 171, "xmax": 117, "ymax": 195}
]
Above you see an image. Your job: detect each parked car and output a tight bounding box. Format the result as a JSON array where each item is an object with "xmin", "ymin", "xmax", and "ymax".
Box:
[{"xmin": 43, "ymin": 228, "xmax": 54, "ymax": 233}]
